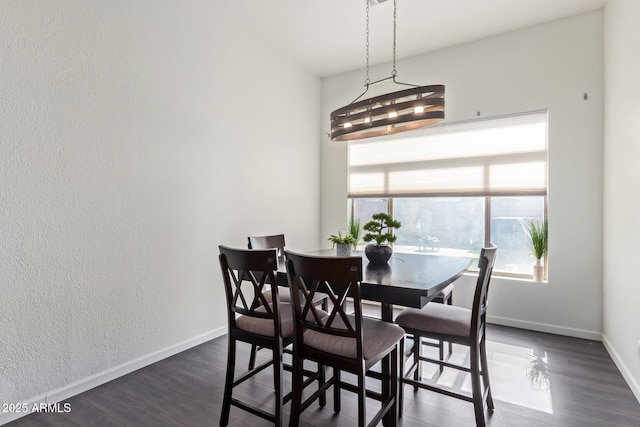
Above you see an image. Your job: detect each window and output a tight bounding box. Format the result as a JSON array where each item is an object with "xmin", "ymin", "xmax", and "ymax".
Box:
[{"xmin": 349, "ymin": 111, "xmax": 548, "ymax": 278}]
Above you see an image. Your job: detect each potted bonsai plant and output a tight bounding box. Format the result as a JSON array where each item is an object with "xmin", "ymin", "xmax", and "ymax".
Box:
[
  {"xmin": 362, "ymin": 212, "xmax": 401, "ymax": 265},
  {"xmin": 528, "ymin": 219, "xmax": 548, "ymax": 281},
  {"xmin": 328, "ymin": 231, "xmax": 357, "ymax": 257}
]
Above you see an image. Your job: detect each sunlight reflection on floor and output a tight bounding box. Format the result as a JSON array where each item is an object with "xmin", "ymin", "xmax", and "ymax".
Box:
[
  {"xmin": 418, "ymin": 340, "xmax": 554, "ymax": 414},
  {"xmin": 486, "ymin": 341, "xmax": 552, "ymax": 413}
]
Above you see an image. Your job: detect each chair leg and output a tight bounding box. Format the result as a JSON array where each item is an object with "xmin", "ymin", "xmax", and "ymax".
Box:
[
  {"xmin": 318, "ymin": 363, "xmax": 327, "ymax": 407},
  {"xmin": 333, "ymin": 369, "xmax": 341, "ymax": 413},
  {"xmin": 289, "ymin": 350, "xmax": 304, "ymax": 427},
  {"xmin": 357, "ymin": 372, "xmax": 366, "ymax": 427},
  {"xmin": 470, "ymin": 343, "xmax": 486, "ymax": 427},
  {"xmin": 248, "ymin": 344, "xmax": 258, "ymax": 370},
  {"xmin": 381, "ymin": 353, "xmax": 391, "ymax": 427},
  {"xmin": 446, "ymin": 293, "xmax": 453, "ymax": 358},
  {"xmin": 273, "ymin": 345, "xmax": 283, "ymax": 427},
  {"xmin": 435, "ymin": 293, "xmax": 453, "ymax": 366},
  {"xmin": 398, "ymin": 341, "xmax": 405, "ymax": 418},
  {"xmin": 220, "ymin": 336, "xmax": 235, "ymax": 426},
  {"xmin": 413, "ymin": 334, "xmax": 421, "ymax": 390},
  {"xmin": 390, "ymin": 342, "xmax": 400, "ymax": 426},
  {"xmin": 480, "ymin": 336, "xmax": 494, "ymax": 411}
]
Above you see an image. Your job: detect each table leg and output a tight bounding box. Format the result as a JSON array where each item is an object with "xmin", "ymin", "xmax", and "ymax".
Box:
[{"xmin": 381, "ymin": 303, "xmax": 398, "ymax": 426}]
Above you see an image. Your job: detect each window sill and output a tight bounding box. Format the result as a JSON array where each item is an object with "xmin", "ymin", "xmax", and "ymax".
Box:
[{"xmin": 464, "ymin": 270, "xmax": 547, "ymax": 283}]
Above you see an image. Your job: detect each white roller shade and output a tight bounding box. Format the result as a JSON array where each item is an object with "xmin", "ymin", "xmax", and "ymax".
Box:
[{"xmin": 348, "ymin": 111, "xmax": 548, "ymax": 198}]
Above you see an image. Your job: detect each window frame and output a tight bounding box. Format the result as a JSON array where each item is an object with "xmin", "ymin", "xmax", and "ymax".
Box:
[{"xmin": 349, "ymin": 195, "xmax": 547, "ymax": 280}]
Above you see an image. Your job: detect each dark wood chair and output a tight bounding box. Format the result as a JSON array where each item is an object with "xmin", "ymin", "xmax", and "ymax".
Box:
[
  {"xmin": 285, "ymin": 250, "xmax": 405, "ymax": 427},
  {"xmin": 395, "ymin": 245, "xmax": 497, "ymax": 427},
  {"xmin": 218, "ymin": 245, "xmax": 323, "ymax": 426},
  {"xmin": 247, "ymin": 234, "xmax": 328, "ymax": 310},
  {"xmin": 247, "ymin": 234, "xmax": 328, "ymax": 369},
  {"xmin": 248, "ymin": 234, "xmax": 287, "ymax": 260}
]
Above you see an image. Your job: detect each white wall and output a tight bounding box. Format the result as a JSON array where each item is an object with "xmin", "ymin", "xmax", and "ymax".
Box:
[
  {"xmin": 602, "ymin": 0, "xmax": 640, "ymax": 402},
  {"xmin": 0, "ymin": 0, "xmax": 320, "ymax": 419},
  {"xmin": 322, "ymin": 12, "xmax": 604, "ymax": 338}
]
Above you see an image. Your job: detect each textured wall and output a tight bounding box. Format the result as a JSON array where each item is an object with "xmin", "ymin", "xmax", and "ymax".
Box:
[
  {"xmin": 322, "ymin": 11, "xmax": 604, "ymax": 338},
  {"xmin": 0, "ymin": 0, "xmax": 320, "ymax": 408}
]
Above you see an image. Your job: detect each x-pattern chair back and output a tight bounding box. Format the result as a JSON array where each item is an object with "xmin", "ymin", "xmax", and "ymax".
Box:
[
  {"xmin": 299, "ymin": 277, "xmax": 357, "ymax": 335},
  {"xmin": 231, "ymin": 269, "xmax": 274, "ymax": 317},
  {"xmin": 219, "ymin": 246, "xmax": 280, "ymax": 329},
  {"xmin": 285, "ymin": 251, "xmax": 364, "ymax": 355}
]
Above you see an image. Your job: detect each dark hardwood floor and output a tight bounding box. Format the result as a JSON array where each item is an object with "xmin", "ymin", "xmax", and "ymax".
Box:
[{"xmin": 8, "ymin": 324, "xmax": 640, "ymax": 427}]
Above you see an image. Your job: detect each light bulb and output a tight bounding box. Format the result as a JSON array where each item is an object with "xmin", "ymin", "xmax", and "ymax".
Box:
[
  {"xmin": 388, "ymin": 111, "xmax": 398, "ymax": 119},
  {"xmin": 364, "ymin": 117, "xmax": 371, "ymax": 123},
  {"xmin": 344, "ymin": 122, "xmax": 352, "ymax": 128},
  {"xmin": 414, "ymin": 106, "xmax": 425, "ymax": 114}
]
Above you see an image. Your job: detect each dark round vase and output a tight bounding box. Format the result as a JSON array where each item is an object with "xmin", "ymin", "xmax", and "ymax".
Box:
[{"xmin": 364, "ymin": 244, "xmax": 393, "ymax": 265}]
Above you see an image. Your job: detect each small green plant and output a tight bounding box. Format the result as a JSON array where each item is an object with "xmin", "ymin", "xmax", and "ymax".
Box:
[
  {"xmin": 347, "ymin": 216, "xmax": 361, "ymax": 249},
  {"xmin": 328, "ymin": 231, "xmax": 357, "ymax": 248},
  {"xmin": 528, "ymin": 219, "xmax": 548, "ymax": 260},
  {"xmin": 362, "ymin": 212, "xmax": 401, "ymax": 246}
]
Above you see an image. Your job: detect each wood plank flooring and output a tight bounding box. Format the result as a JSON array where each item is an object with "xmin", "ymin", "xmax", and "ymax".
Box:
[{"xmin": 7, "ymin": 324, "xmax": 640, "ymax": 427}]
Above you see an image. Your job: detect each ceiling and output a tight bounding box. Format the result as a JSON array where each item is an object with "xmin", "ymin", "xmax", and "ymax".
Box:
[{"xmin": 220, "ymin": 0, "xmax": 605, "ymax": 78}]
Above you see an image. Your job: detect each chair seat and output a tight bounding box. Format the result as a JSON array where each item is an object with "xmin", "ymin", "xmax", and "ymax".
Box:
[
  {"xmin": 236, "ymin": 303, "xmax": 328, "ymax": 338},
  {"xmin": 304, "ymin": 315, "xmax": 405, "ymax": 367},
  {"xmin": 395, "ymin": 303, "xmax": 471, "ymax": 337}
]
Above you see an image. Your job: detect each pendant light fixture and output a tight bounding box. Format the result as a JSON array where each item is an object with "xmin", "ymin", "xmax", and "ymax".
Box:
[{"xmin": 330, "ymin": 0, "xmax": 445, "ymax": 141}]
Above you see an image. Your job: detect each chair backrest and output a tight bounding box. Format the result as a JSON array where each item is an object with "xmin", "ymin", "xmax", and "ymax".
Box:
[
  {"xmin": 218, "ymin": 245, "xmax": 281, "ymax": 332},
  {"xmin": 285, "ymin": 250, "xmax": 364, "ymax": 359},
  {"xmin": 248, "ymin": 234, "xmax": 286, "ymax": 260},
  {"xmin": 470, "ymin": 244, "xmax": 498, "ymax": 338}
]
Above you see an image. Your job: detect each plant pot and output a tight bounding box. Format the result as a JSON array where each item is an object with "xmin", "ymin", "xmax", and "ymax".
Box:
[
  {"xmin": 365, "ymin": 244, "xmax": 393, "ymax": 265},
  {"xmin": 335, "ymin": 243, "xmax": 352, "ymax": 257},
  {"xmin": 533, "ymin": 258, "xmax": 544, "ymax": 282}
]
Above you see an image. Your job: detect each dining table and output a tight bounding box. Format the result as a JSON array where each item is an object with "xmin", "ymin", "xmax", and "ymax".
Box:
[
  {"xmin": 277, "ymin": 248, "xmax": 473, "ymax": 321},
  {"xmin": 275, "ymin": 248, "xmax": 472, "ymax": 426}
]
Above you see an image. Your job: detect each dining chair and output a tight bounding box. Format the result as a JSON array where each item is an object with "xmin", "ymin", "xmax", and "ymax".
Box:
[
  {"xmin": 218, "ymin": 245, "xmax": 324, "ymax": 426},
  {"xmin": 248, "ymin": 234, "xmax": 287, "ymax": 260},
  {"xmin": 247, "ymin": 234, "xmax": 329, "ymax": 310},
  {"xmin": 285, "ymin": 250, "xmax": 405, "ymax": 427},
  {"xmin": 247, "ymin": 234, "xmax": 328, "ymax": 370},
  {"xmin": 394, "ymin": 245, "xmax": 497, "ymax": 427}
]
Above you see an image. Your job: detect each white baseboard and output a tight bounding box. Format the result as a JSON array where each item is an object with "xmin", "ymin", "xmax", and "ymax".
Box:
[
  {"xmin": 487, "ymin": 315, "xmax": 602, "ymax": 341},
  {"xmin": 0, "ymin": 327, "xmax": 227, "ymax": 426},
  {"xmin": 601, "ymin": 334, "xmax": 640, "ymax": 404}
]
